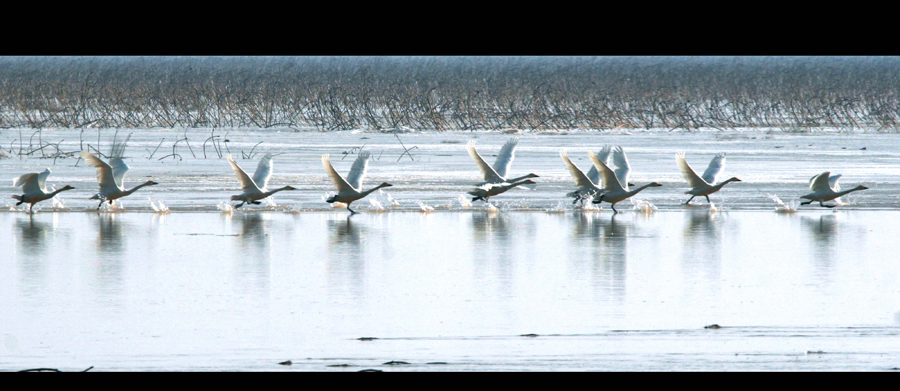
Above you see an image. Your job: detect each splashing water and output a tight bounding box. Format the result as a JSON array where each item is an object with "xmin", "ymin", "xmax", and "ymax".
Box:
[
  {"xmin": 545, "ymin": 201, "xmax": 566, "ymax": 214},
  {"xmin": 579, "ymin": 201, "xmax": 600, "ymax": 212},
  {"xmin": 458, "ymin": 194, "xmax": 473, "ymax": 208},
  {"xmin": 486, "ymin": 202, "xmax": 500, "ymax": 214},
  {"xmin": 768, "ymin": 194, "xmax": 797, "ymax": 214},
  {"xmin": 217, "ymin": 201, "xmax": 234, "ymax": 214},
  {"xmin": 368, "ymin": 197, "xmax": 387, "ymax": 212},
  {"xmin": 263, "ymin": 197, "xmax": 277, "ymax": 207},
  {"xmin": 378, "ymin": 190, "xmax": 401, "ymax": 207},
  {"xmin": 631, "ymin": 198, "xmax": 658, "ymax": 214},
  {"xmin": 149, "ymin": 197, "xmax": 170, "ymax": 213},
  {"xmin": 51, "ymin": 195, "xmax": 65, "ymax": 209},
  {"xmin": 417, "ymin": 201, "xmax": 435, "ymax": 213}
]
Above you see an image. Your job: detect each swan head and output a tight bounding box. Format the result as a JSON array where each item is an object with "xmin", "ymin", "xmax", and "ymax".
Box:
[
  {"xmin": 283, "ymin": 185, "xmax": 297, "ymax": 191},
  {"xmin": 856, "ymin": 185, "xmax": 869, "ymax": 190},
  {"xmin": 520, "ymin": 179, "xmax": 537, "ymax": 185},
  {"xmin": 527, "ymin": 173, "xmax": 539, "ymax": 178},
  {"xmin": 146, "ymin": 181, "xmax": 159, "ymax": 186},
  {"xmin": 649, "ymin": 182, "xmax": 663, "ymax": 187},
  {"xmin": 728, "ymin": 177, "xmax": 742, "ymax": 182},
  {"xmin": 379, "ymin": 182, "xmax": 393, "ymax": 188},
  {"xmin": 60, "ymin": 185, "xmax": 75, "ymax": 191}
]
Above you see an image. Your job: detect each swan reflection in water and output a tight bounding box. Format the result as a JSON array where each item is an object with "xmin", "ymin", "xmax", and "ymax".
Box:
[
  {"xmin": 681, "ymin": 210, "xmax": 726, "ymax": 282},
  {"xmin": 326, "ymin": 217, "xmax": 367, "ymax": 301},
  {"xmin": 15, "ymin": 215, "xmax": 55, "ymax": 294},
  {"xmin": 801, "ymin": 215, "xmax": 840, "ymax": 271},
  {"xmin": 233, "ymin": 213, "xmax": 273, "ymax": 295},
  {"xmin": 568, "ymin": 213, "xmax": 629, "ymax": 302}
]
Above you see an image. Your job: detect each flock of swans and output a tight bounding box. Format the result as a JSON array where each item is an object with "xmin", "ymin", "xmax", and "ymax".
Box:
[{"xmin": 10, "ymin": 136, "xmax": 870, "ymax": 214}]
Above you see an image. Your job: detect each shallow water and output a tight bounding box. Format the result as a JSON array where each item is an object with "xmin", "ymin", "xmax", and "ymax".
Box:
[
  {"xmin": 2, "ymin": 128, "xmax": 900, "ymax": 213},
  {"xmin": 2, "ymin": 210, "xmax": 900, "ymax": 371}
]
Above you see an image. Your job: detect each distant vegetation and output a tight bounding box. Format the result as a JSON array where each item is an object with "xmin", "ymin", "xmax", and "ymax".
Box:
[{"xmin": 1, "ymin": 56, "xmax": 899, "ymax": 131}]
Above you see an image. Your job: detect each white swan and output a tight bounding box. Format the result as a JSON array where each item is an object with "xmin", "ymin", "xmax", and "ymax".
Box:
[
  {"xmin": 322, "ymin": 151, "xmax": 392, "ymax": 214},
  {"xmin": 467, "ymin": 138, "xmax": 539, "ymax": 186},
  {"xmin": 676, "ymin": 152, "xmax": 741, "ymax": 204},
  {"xmin": 81, "ymin": 146, "xmax": 158, "ymax": 210},
  {"xmin": 800, "ymin": 171, "xmax": 867, "ymax": 208},
  {"xmin": 12, "ymin": 169, "xmax": 75, "ymax": 213},
  {"xmin": 589, "ymin": 150, "xmax": 662, "ymax": 213},
  {"xmin": 560, "ymin": 148, "xmax": 605, "ymax": 205},
  {"xmin": 468, "ymin": 179, "xmax": 537, "ymax": 203},
  {"xmin": 227, "ymin": 153, "xmax": 296, "ymax": 208}
]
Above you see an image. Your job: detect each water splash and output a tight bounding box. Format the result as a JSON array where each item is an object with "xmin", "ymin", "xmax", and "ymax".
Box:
[
  {"xmin": 545, "ymin": 201, "xmax": 566, "ymax": 214},
  {"xmin": 486, "ymin": 202, "xmax": 500, "ymax": 214},
  {"xmin": 631, "ymin": 198, "xmax": 658, "ymax": 214},
  {"xmin": 417, "ymin": 201, "xmax": 435, "ymax": 213},
  {"xmin": 217, "ymin": 201, "xmax": 234, "ymax": 214},
  {"xmin": 378, "ymin": 190, "xmax": 401, "ymax": 207},
  {"xmin": 368, "ymin": 197, "xmax": 388, "ymax": 212},
  {"xmin": 457, "ymin": 194, "xmax": 473, "ymax": 208},
  {"xmin": 263, "ymin": 197, "xmax": 277, "ymax": 207},
  {"xmin": 768, "ymin": 194, "xmax": 797, "ymax": 214},
  {"xmin": 149, "ymin": 197, "xmax": 170, "ymax": 213},
  {"xmin": 51, "ymin": 195, "xmax": 65, "ymax": 209}
]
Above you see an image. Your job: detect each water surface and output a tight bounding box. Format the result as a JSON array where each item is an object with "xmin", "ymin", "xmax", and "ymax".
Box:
[{"xmin": 2, "ymin": 210, "xmax": 899, "ymax": 371}]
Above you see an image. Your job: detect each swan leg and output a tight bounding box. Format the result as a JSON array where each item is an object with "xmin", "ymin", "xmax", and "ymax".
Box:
[
  {"xmin": 29, "ymin": 203, "xmax": 34, "ymax": 214},
  {"xmin": 820, "ymin": 201, "xmax": 836, "ymax": 208},
  {"xmin": 235, "ymin": 202, "xmax": 245, "ymax": 209},
  {"xmin": 16, "ymin": 195, "xmax": 24, "ymax": 206},
  {"xmin": 800, "ymin": 200, "xmax": 813, "ymax": 206},
  {"xmin": 97, "ymin": 199, "xmax": 105, "ymax": 210},
  {"xmin": 611, "ymin": 203, "xmax": 618, "ymax": 214},
  {"xmin": 472, "ymin": 196, "xmax": 483, "ymax": 202},
  {"xmin": 251, "ymin": 201, "xmax": 262, "ymax": 205},
  {"xmin": 347, "ymin": 205, "xmax": 358, "ymax": 214},
  {"xmin": 684, "ymin": 195, "xmax": 695, "ymax": 205},
  {"xmin": 705, "ymin": 195, "xmax": 711, "ymax": 203}
]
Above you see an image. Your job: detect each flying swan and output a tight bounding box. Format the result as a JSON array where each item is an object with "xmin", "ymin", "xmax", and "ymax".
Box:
[
  {"xmin": 675, "ymin": 152, "xmax": 741, "ymax": 204},
  {"xmin": 800, "ymin": 171, "xmax": 867, "ymax": 208},
  {"xmin": 227, "ymin": 153, "xmax": 297, "ymax": 208},
  {"xmin": 322, "ymin": 151, "xmax": 392, "ymax": 214},
  {"xmin": 80, "ymin": 139, "xmax": 158, "ymax": 210},
  {"xmin": 589, "ymin": 148, "xmax": 662, "ymax": 213},
  {"xmin": 12, "ymin": 169, "xmax": 75, "ymax": 213},
  {"xmin": 467, "ymin": 138, "xmax": 539, "ymax": 187}
]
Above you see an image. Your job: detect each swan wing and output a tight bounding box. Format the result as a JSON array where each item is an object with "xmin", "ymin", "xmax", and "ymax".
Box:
[
  {"xmin": 611, "ymin": 146, "xmax": 631, "ymax": 190},
  {"xmin": 345, "ymin": 151, "xmax": 370, "ymax": 190},
  {"xmin": 14, "ymin": 173, "xmax": 43, "ymax": 195},
  {"xmin": 829, "ymin": 174, "xmax": 842, "ymax": 191},
  {"xmin": 322, "ymin": 154, "xmax": 354, "ymax": 193},
  {"xmin": 467, "ymin": 141, "xmax": 503, "ymax": 183},
  {"xmin": 252, "ymin": 153, "xmax": 274, "ymax": 190},
  {"xmin": 588, "ymin": 150, "xmax": 624, "ymax": 192},
  {"xmin": 37, "ymin": 168, "xmax": 52, "ymax": 192},
  {"xmin": 809, "ymin": 171, "xmax": 832, "ymax": 192},
  {"xmin": 586, "ymin": 145, "xmax": 613, "ymax": 185},
  {"xmin": 492, "ymin": 137, "xmax": 518, "ymax": 178},
  {"xmin": 701, "ymin": 153, "xmax": 726, "ymax": 185},
  {"xmin": 109, "ymin": 133, "xmax": 131, "ymax": 159},
  {"xmin": 81, "ymin": 150, "xmax": 121, "ymax": 193},
  {"xmin": 109, "ymin": 157, "xmax": 130, "ymax": 189},
  {"xmin": 227, "ymin": 154, "xmax": 261, "ymax": 193},
  {"xmin": 676, "ymin": 152, "xmax": 710, "ymax": 188},
  {"xmin": 560, "ymin": 149, "xmax": 595, "ymax": 190}
]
